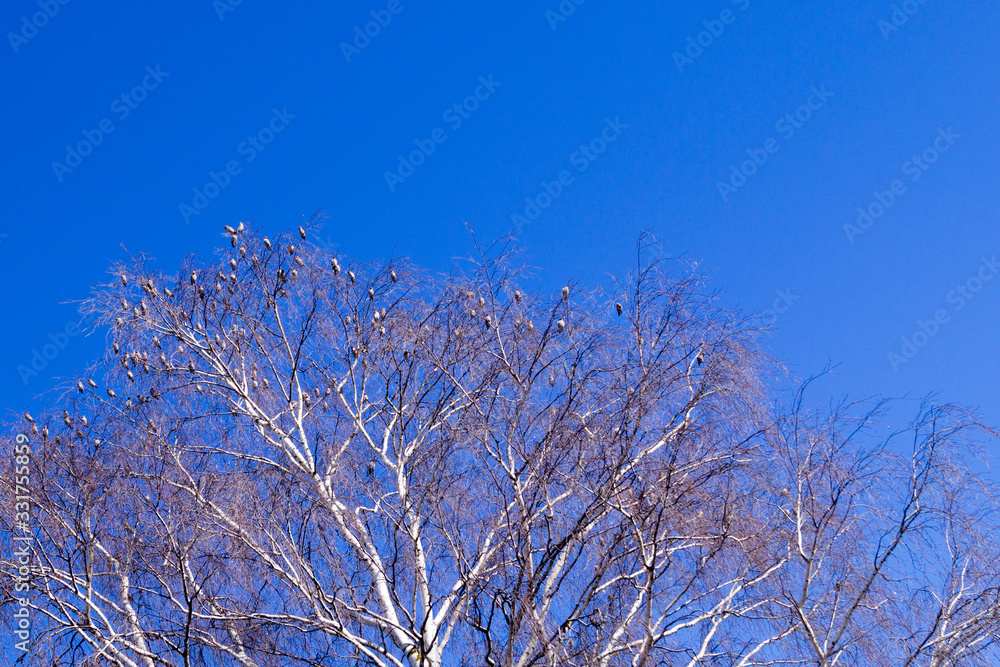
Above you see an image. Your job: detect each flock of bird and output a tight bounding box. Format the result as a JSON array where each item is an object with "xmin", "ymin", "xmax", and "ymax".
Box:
[{"xmin": 24, "ymin": 222, "xmax": 706, "ymax": 443}]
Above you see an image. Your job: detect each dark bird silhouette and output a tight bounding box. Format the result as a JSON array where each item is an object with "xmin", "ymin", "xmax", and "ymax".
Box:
[
  {"xmin": 616, "ymin": 303, "xmax": 623, "ymax": 316},
  {"xmin": 696, "ymin": 352, "xmax": 704, "ymax": 365}
]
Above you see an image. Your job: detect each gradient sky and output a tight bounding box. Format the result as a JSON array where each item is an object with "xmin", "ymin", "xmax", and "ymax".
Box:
[{"xmin": 2, "ymin": 0, "xmax": 998, "ymax": 430}]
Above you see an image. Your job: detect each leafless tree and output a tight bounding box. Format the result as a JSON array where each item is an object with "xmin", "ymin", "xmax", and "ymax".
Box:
[{"xmin": 3, "ymin": 226, "xmax": 997, "ymax": 666}]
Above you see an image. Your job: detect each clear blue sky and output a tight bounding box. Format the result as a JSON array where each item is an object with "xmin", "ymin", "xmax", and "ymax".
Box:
[{"xmin": 2, "ymin": 0, "xmax": 998, "ymax": 427}]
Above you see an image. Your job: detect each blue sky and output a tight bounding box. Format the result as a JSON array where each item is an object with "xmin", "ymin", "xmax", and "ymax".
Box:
[{"xmin": 2, "ymin": 0, "xmax": 998, "ymax": 427}]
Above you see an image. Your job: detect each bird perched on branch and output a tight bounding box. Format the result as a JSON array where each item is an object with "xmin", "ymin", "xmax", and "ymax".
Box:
[
  {"xmin": 225, "ymin": 225, "xmax": 236, "ymax": 234},
  {"xmin": 562, "ymin": 286, "xmax": 569, "ymax": 301},
  {"xmin": 190, "ymin": 271, "xmax": 198, "ymax": 285},
  {"xmin": 557, "ymin": 319, "xmax": 566, "ymax": 332},
  {"xmin": 120, "ymin": 274, "xmax": 128, "ymax": 287},
  {"xmin": 299, "ymin": 226, "xmax": 306, "ymax": 240},
  {"xmin": 391, "ymin": 270, "xmax": 397, "ymax": 283},
  {"xmin": 616, "ymin": 303, "xmax": 623, "ymax": 316},
  {"xmin": 264, "ymin": 237, "xmax": 272, "ymax": 250}
]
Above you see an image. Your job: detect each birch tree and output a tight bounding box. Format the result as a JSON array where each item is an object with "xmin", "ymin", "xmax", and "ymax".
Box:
[{"xmin": 3, "ymin": 226, "xmax": 997, "ymax": 666}]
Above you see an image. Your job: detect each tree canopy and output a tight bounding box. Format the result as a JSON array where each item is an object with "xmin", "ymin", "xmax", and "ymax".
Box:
[{"xmin": 3, "ymin": 226, "xmax": 998, "ymax": 667}]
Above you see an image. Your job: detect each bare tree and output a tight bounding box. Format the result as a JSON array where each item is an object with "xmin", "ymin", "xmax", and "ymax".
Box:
[{"xmin": 3, "ymin": 226, "xmax": 998, "ymax": 666}]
